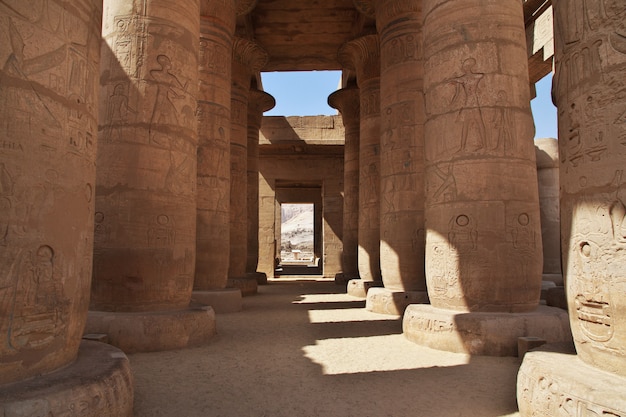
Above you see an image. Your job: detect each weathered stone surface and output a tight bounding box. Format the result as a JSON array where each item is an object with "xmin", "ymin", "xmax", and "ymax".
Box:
[
  {"xmin": 347, "ymin": 279, "xmax": 383, "ymax": 298},
  {"xmin": 339, "ymin": 34, "xmax": 382, "ymax": 283},
  {"xmin": 0, "ymin": 341, "xmax": 133, "ymax": 417},
  {"xmin": 230, "ymin": 39, "xmax": 268, "ymax": 287},
  {"xmin": 403, "ymin": 304, "xmax": 571, "ymax": 356},
  {"xmin": 553, "ymin": 0, "xmax": 626, "ymax": 379},
  {"xmin": 227, "ymin": 277, "xmax": 258, "ymax": 297},
  {"xmin": 86, "ymin": 305, "xmax": 216, "ymax": 353},
  {"xmin": 94, "ymin": 0, "xmax": 199, "ymax": 313},
  {"xmin": 376, "ymin": 0, "xmax": 426, "ymax": 294},
  {"xmin": 192, "ymin": 288, "xmax": 243, "ymax": 313},
  {"xmin": 196, "ymin": 2, "xmax": 236, "ymax": 291},
  {"xmin": 247, "ymin": 89, "xmax": 275, "ymax": 283},
  {"xmin": 366, "ymin": 287, "xmax": 429, "ymax": 315},
  {"xmin": 518, "ymin": 344, "xmax": 626, "ymax": 416},
  {"xmin": 0, "ymin": 0, "xmax": 101, "ymax": 385},
  {"xmin": 535, "ymin": 138, "xmax": 561, "ymax": 279},
  {"xmin": 422, "ymin": 0, "xmax": 542, "ymax": 312},
  {"xmin": 328, "ymin": 85, "xmax": 360, "ymax": 282}
]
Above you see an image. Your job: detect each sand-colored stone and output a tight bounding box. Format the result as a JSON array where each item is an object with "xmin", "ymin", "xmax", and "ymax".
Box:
[
  {"xmin": 0, "ymin": 341, "xmax": 133, "ymax": 417},
  {"xmin": 229, "ymin": 38, "xmax": 268, "ymax": 291},
  {"xmin": 366, "ymin": 287, "xmax": 429, "ymax": 315},
  {"xmin": 535, "ymin": 138, "xmax": 561, "ymax": 280},
  {"xmin": 339, "ymin": 34, "xmax": 382, "ymax": 283},
  {"xmin": 328, "ymin": 85, "xmax": 360, "ymax": 283},
  {"xmin": 0, "ymin": 0, "xmax": 101, "ymax": 385},
  {"xmin": 552, "ymin": 0, "xmax": 626, "ymax": 379},
  {"xmin": 195, "ymin": 1, "xmax": 236, "ymax": 291},
  {"xmin": 347, "ymin": 279, "xmax": 383, "ymax": 298},
  {"xmin": 403, "ymin": 304, "xmax": 571, "ymax": 357},
  {"xmin": 192, "ymin": 288, "xmax": 243, "ymax": 314},
  {"xmin": 247, "ymin": 89, "xmax": 275, "ymax": 284}
]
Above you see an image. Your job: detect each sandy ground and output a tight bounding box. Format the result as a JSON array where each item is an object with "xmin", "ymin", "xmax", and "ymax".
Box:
[{"xmin": 129, "ymin": 277, "xmax": 522, "ymax": 417}]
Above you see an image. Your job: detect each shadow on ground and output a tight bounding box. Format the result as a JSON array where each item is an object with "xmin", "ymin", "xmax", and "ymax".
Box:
[{"xmin": 129, "ymin": 278, "xmax": 521, "ymax": 417}]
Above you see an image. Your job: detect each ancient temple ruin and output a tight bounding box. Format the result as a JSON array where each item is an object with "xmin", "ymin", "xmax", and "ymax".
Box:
[{"xmin": 0, "ymin": 0, "xmax": 624, "ymax": 415}]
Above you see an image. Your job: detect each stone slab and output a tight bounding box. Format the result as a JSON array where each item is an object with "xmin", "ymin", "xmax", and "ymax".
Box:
[
  {"xmin": 518, "ymin": 343, "xmax": 626, "ymax": 416},
  {"xmin": 366, "ymin": 288, "xmax": 429, "ymax": 316},
  {"xmin": 0, "ymin": 341, "xmax": 133, "ymax": 417},
  {"xmin": 228, "ymin": 277, "xmax": 259, "ymax": 296},
  {"xmin": 247, "ymin": 271, "xmax": 268, "ymax": 285},
  {"xmin": 192, "ymin": 289, "xmax": 243, "ymax": 313},
  {"xmin": 346, "ymin": 279, "xmax": 383, "ymax": 298},
  {"xmin": 85, "ymin": 306, "xmax": 216, "ymax": 353},
  {"xmin": 517, "ymin": 336, "xmax": 547, "ymax": 358},
  {"xmin": 403, "ymin": 304, "xmax": 571, "ymax": 356}
]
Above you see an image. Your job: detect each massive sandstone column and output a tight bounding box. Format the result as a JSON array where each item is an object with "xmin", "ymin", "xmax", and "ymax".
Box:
[
  {"xmin": 339, "ymin": 34, "xmax": 383, "ymax": 297},
  {"xmin": 89, "ymin": 0, "xmax": 215, "ymax": 351},
  {"xmin": 354, "ymin": 0, "xmax": 429, "ymax": 315},
  {"xmin": 0, "ymin": 0, "xmax": 132, "ymax": 412},
  {"xmin": 227, "ymin": 37, "xmax": 268, "ymax": 296},
  {"xmin": 246, "ymin": 88, "xmax": 275, "ymax": 285},
  {"xmin": 328, "ymin": 84, "xmax": 360, "ymax": 285},
  {"xmin": 519, "ymin": 3, "xmax": 626, "ymax": 414},
  {"xmin": 403, "ymin": 0, "xmax": 570, "ymax": 355}
]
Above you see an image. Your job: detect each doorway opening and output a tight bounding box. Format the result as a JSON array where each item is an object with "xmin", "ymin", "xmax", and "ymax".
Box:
[{"xmin": 280, "ymin": 203, "xmax": 315, "ymax": 265}]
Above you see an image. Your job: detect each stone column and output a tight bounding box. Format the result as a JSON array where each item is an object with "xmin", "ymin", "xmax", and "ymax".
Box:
[
  {"xmin": 227, "ymin": 37, "xmax": 268, "ymax": 296},
  {"xmin": 339, "ymin": 35, "xmax": 383, "ymax": 298},
  {"xmin": 192, "ymin": 1, "xmax": 240, "ymax": 313},
  {"xmin": 403, "ymin": 0, "xmax": 570, "ymax": 356},
  {"xmin": 328, "ymin": 84, "xmax": 361, "ymax": 285},
  {"xmin": 246, "ymin": 89, "xmax": 275, "ymax": 285},
  {"xmin": 89, "ymin": 0, "xmax": 215, "ymax": 351},
  {"xmin": 519, "ymin": 3, "xmax": 626, "ymax": 414},
  {"xmin": 0, "ymin": 0, "xmax": 132, "ymax": 411},
  {"xmin": 534, "ymin": 138, "xmax": 562, "ymax": 285},
  {"xmin": 355, "ymin": 0, "xmax": 429, "ymax": 315}
]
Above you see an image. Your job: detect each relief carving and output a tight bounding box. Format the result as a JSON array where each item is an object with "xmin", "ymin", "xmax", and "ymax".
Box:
[
  {"xmin": 148, "ymin": 214, "xmax": 175, "ymax": 247},
  {"xmin": 449, "ymin": 58, "xmax": 486, "ymax": 153}
]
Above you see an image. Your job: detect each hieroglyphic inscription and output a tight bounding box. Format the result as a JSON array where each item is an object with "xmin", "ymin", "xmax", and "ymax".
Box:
[{"xmin": 448, "ymin": 58, "xmax": 486, "ymax": 153}]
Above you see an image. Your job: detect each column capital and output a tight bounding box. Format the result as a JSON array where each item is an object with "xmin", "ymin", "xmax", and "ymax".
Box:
[
  {"xmin": 236, "ymin": 0, "xmax": 258, "ymax": 16},
  {"xmin": 328, "ymin": 86, "xmax": 360, "ymax": 124},
  {"xmin": 375, "ymin": 0, "xmax": 421, "ymax": 30},
  {"xmin": 249, "ymin": 89, "xmax": 276, "ymax": 113},
  {"xmin": 201, "ymin": 0, "xmax": 236, "ymax": 22},
  {"xmin": 233, "ymin": 37, "xmax": 269, "ymax": 72},
  {"xmin": 353, "ymin": 0, "xmax": 375, "ymax": 18},
  {"xmin": 338, "ymin": 34, "xmax": 380, "ymax": 83}
]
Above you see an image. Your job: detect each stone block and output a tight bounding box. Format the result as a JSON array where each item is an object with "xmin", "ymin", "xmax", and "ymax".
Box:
[
  {"xmin": 517, "ymin": 336, "xmax": 547, "ymax": 358},
  {"xmin": 546, "ymin": 286, "xmax": 567, "ymax": 310},
  {"xmin": 192, "ymin": 289, "xmax": 243, "ymax": 313},
  {"xmin": 228, "ymin": 277, "xmax": 259, "ymax": 296},
  {"xmin": 347, "ymin": 280, "xmax": 383, "ymax": 298},
  {"xmin": 366, "ymin": 288, "xmax": 429, "ymax": 316}
]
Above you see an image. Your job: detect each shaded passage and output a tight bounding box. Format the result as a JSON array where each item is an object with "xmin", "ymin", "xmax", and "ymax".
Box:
[{"xmin": 130, "ymin": 278, "xmax": 521, "ymax": 417}]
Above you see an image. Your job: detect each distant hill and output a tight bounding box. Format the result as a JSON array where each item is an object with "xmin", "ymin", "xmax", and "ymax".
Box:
[{"xmin": 281, "ymin": 204, "xmax": 313, "ymax": 252}]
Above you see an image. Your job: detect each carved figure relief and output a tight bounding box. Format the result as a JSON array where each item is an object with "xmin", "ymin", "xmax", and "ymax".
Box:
[
  {"xmin": 104, "ymin": 83, "xmax": 136, "ymax": 143},
  {"xmin": 429, "ymin": 164, "xmax": 457, "ymax": 203},
  {"xmin": 449, "ymin": 58, "xmax": 486, "ymax": 153},
  {"xmin": 491, "ymin": 90, "xmax": 516, "ymax": 154}
]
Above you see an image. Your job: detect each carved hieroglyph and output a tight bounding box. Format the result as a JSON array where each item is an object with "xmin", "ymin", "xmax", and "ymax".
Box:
[
  {"xmin": 0, "ymin": 0, "xmax": 102, "ymax": 384},
  {"xmin": 554, "ymin": 0, "xmax": 626, "ymax": 378},
  {"xmin": 94, "ymin": 0, "xmax": 199, "ymax": 311},
  {"xmin": 247, "ymin": 89, "xmax": 275, "ymax": 274},
  {"xmin": 328, "ymin": 85, "xmax": 360, "ymax": 279},
  {"xmin": 339, "ymin": 34, "xmax": 382, "ymax": 282},
  {"xmin": 375, "ymin": 0, "xmax": 426, "ymax": 292},
  {"xmin": 229, "ymin": 37, "xmax": 268, "ymax": 280},
  {"xmin": 195, "ymin": 2, "xmax": 236, "ymax": 290},
  {"xmin": 423, "ymin": 0, "xmax": 542, "ymax": 312}
]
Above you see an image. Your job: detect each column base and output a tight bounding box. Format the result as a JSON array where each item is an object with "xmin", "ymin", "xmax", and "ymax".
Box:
[
  {"xmin": 192, "ymin": 288, "xmax": 242, "ymax": 313},
  {"xmin": 402, "ymin": 304, "xmax": 571, "ymax": 356},
  {"xmin": 227, "ymin": 276, "xmax": 258, "ymax": 296},
  {"xmin": 518, "ymin": 343, "xmax": 626, "ymax": 415},
  {"xmin": 0, "ymin": 341, "xmax": 133, "ymax": 416},
  {"xmin": 366, "ymin": 288, "xmax": 429, "ymax": 315},
  {"xmin": 85, "ymin": 305, "xmax": 216, "ymax": 353},
  {"xmin": 334, "ymin": 273, "xmax": 359, "ymax": 286},
  {"xmin": 346, "ymin": 279, "xmax": 383, "ymax": 298},
  {"xmin": 542, "ymin": 273, "xmax": 564, "ymax": 286},
  {"xmin": 247, "ymin": 271, "xmax": 268, "ymax": 285}
]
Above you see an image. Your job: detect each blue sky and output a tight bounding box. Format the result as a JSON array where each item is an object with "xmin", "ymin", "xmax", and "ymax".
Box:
[{"xmin": 261, "ymin": 71, "xmax": 558, "ymax": 140}]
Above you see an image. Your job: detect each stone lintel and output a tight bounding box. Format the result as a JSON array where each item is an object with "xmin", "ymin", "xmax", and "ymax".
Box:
[
  {"xmin": 249, "ymin": 89, "xmax": 276, "ymax": 114},
  {"xmin": 192, "ymin": 288, "xmax": 243, "ymax": 313},
  {"xmin": 85, "ymin": 306, "xmax": 216, "ymax": 353},
  {"xmin": 518, "ymin": 344, "xmax": 626, "ymax": 416},
  {"xmin": 347, "ymin": 279, "xmax": 384, "ymax": 298},
  {"xmin": 0, "ymin": 341, "xmax": 133, "ymax": 417},
  {"xmin": 403, "ymin": 304, "xmax": 571, "ymax": 356},
  {"xmin": 233, "ymin": 37, "xmax": 269, "ymax": 72},
  {"xmin": 227, "ymin": 276, "xmax": 259, "ymax": 296},
  {"xmin": 366, "ymin": 287, "xmax": 429, "ymax": 316},
  {"xmin": 338, "ymin": 34, "xmax": 380, "ymax": 82}
]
